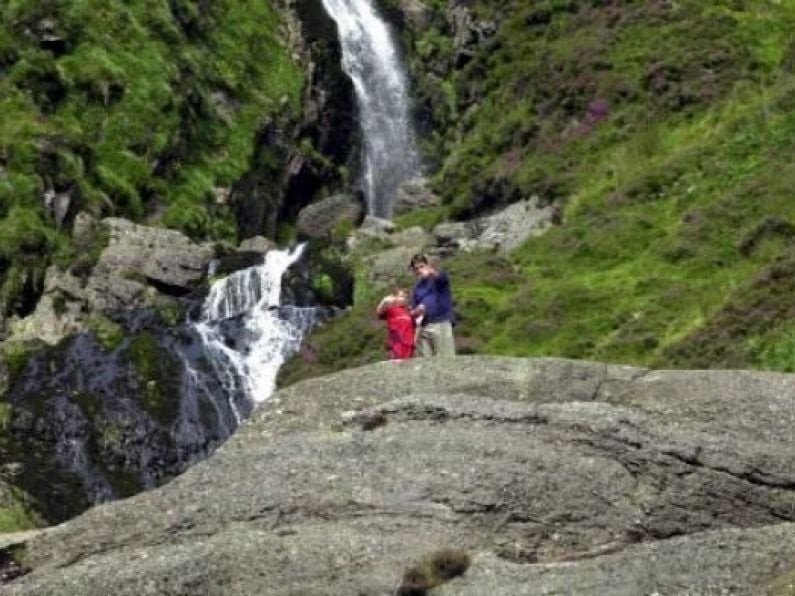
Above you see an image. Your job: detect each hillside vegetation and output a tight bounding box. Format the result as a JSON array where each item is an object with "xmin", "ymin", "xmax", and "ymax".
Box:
[
  {"xmin": 0, "ymin": 0, "xmax": 302, "ymax": 320},
  {"xmin": 282, "ymin": 0, "xmax": 795, "ymax": 381}
]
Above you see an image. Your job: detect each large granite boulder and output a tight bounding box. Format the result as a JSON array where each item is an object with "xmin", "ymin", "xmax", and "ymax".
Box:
[
  {"xmin": 98, "ymin": 218, "xmax": 215, "ymax": 291},
  {"xmin": 4, "ymin": 357, "xmax": 794, "ymax": 594},
  {"xmin": 296, "ymin": 193, "xmax": 364, "ymax": 239}
]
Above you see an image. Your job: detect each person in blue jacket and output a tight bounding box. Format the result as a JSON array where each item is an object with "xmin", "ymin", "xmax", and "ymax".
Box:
[{"xmin": 408, "ymin": 253, "xmax": 456, "ymax": 357}]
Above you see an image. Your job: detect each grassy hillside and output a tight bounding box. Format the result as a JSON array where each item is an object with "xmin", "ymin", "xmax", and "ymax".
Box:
[
  {"xmin": 281, "ymin": 0, "xmax": 795, "ymax": 382},
  {"xmin": 0, "ymin": 0, "xmax": 302, "ymax": 318}
]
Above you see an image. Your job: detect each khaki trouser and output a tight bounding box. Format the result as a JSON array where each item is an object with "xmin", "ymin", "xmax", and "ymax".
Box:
[{"xmin": 415, "ymin": 321, "xmax": 456, "ymax": 357}]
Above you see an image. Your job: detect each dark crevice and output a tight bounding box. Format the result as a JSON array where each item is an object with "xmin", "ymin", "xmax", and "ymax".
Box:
[
  {"xmin": 144, "ymin": 276, "xmax": 194, "ymax": 298},
  {"xmin": 0, "ymin": 545, "xmax": 31, "ymax": 585}
]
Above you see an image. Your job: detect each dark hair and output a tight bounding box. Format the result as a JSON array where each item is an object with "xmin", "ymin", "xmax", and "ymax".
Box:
[{"xmin": 409, "ymin": 253, "xmax": 428, "ymax": 269}]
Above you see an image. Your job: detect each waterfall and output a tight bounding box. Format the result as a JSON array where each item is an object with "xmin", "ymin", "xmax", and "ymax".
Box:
[
  {"xmin": 321, "ymin": 0, "xmax": 420, "ymax": 219},
  {"xmin": 190, "ymin": 246, "xmax": 316, "ymax": 425}
]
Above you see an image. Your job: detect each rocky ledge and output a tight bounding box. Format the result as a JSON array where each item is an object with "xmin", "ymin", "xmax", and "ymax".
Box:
[{"xmin": 3, "ymin": 357, "xmax": 794, "ymax": 594}]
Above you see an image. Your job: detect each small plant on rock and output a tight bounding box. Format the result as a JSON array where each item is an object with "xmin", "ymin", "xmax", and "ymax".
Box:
[{"xmin": 396, "ymin": 548, "xmax": 471, "ymax": 596}]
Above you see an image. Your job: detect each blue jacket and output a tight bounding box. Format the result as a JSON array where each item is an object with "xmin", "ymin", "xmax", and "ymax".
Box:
[{"xmin": 411, "ymin": 271, "xmax": 453, "ymax": 325}]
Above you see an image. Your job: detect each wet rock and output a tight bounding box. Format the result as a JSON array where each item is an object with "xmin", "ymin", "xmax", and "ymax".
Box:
[
  {"xmin": 359, "ymin": 215, "xmax": 395, "ymax": 236},
  {"xmin": 237, "ymin": 235, "xmax": 276, "ymax": 254},
  {"xmin": 296, "ymin": 193, "xmax": 364, "ymax": 239},
  {"xmin": 4, "ymin": 358, "xmax": 794, "ymax": 594}
]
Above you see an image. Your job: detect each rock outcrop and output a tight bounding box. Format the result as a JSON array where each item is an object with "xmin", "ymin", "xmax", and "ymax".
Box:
[
  {"xmin": 7, "ymin": 217, "xmax": 217, "ymax": 345},
  {"xmin": 393, "ymin": 177, "xmax": 440, "ymax": 216},
  {"xmin": 4, "ymin": 357, "xmax": 793, "ymax": 594},
  {"xmin": 432, "ymin": 196, "xmax": 557, "ymax": 253}
]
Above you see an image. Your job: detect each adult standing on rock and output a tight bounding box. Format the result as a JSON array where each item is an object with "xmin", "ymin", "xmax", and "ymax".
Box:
[{"xmin": 409, "ymin": 253, "xmax": 456, "ymax": 357}]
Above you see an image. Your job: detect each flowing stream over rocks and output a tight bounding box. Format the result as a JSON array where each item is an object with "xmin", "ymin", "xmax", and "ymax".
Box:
[
  {"xmin": 189, "ymin": 246, "xmax": 317, "ymax": 423},
  {"xmin": 320, "ymin": 0, "xmax": 420, "ymax": 218},
  {"xmin": 2, "ymin": 245, "xmax": 316, "ymax": 518}
]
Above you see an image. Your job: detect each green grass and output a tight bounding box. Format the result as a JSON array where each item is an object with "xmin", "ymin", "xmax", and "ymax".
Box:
[
  {"xmin": 0, "ymin": 501, "xmax": 39, "ymax": 533},
  {"xmin": 0, "ymin": 0, "xmax": 303, "ymax": 316},
  {"xmin": 283, "ymin": 0, "xmax": 795, "ymax": 383}
]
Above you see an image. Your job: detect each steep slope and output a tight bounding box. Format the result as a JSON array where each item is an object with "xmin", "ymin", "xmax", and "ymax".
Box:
[
  {"xmin": 3, "ymin": 358, "xmax": 794, "ymax": 594},
  {"xmin": 0, "ymin": 0, "xmax": 355, "ymax": 327},
  {"xmin": 282, "ymin": 0, "xmax": 795, "ymax": 380}
]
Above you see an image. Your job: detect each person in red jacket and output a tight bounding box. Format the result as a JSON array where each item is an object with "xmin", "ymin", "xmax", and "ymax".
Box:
[{"xmin": 376, "ymin": 288, "xmax": 415, "ymax": 360}]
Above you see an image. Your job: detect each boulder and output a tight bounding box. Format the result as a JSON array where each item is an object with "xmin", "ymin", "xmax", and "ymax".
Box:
[
  {"xmin": 97, "ymin": 218, "xmax": 215, "ymax": 291},
  {"xmin": 358, "ymin": 214, "xmax": 395, "ymax": 235},
  {"xmin": 237, "ymin": 235, "xmax": 276, "ymax": 254},
  {"xmin": 393, "ymin": 177, "xmax": 440, "ymax": 216},
  {"xmin": 345, "ymin": 215, "xmax": 395, "ymax": 252},
  {"xmin": 296, "ymin": 193, "xmax": 364, "ymax": 239},
  {"xmin": 5, "ymin": 358, "xmax": 794, "ymax": 595}
]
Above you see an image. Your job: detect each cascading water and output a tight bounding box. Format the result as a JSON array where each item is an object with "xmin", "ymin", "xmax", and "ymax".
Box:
[
  {"xmin": 189, "ymin": 246, "xmax": 317, "ymax": 426},
  {"xmin": 14, "ymin": 247, "xmax": 317, "ymax": 508},
  {"xmin": 321, "ymin": 0, "xmax": 420, "ymax": 218}
]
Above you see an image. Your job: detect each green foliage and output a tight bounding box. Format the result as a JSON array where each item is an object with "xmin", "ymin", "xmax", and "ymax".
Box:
[
  {"xmin": 398, "ymin": 548, "xmax": 471, "ymax": 595},
  {"xmin": 0, "ymin": 341, "xmax": 33, "ymax": 382},
  {"xmin": 409, "ymin": 0, "xmax": 795, "ymax": 217},
  {"xmin": 277, "ymin": 305, "xmax": 384, "ymax": 387},
  {"xmin": 87, "ymin": 316, "xmax": 123, "ymax": 351},
  {"xmin": 0, "ymin": 499, "xmax": 39, "ymax": 533},
  {"xmin": 747, "ymin": 326, "xmax": 795, "ymax": 372},
  {"xmin": 284, "ymin": 0, "xmax": 795, "ymax": 383},
  {"xmin": 393, "ymin": 205, "xmax": 449, "ymax": 232},
  {"xmin": 0, "ymin": 0, "xmax": 303, "ymax": 263},
  {"xmin": 155, "ymin": 301, "xmax": 185, "ymax": 327}
]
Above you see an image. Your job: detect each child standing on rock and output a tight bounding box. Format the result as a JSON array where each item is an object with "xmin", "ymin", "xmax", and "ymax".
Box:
[{"xmin": 376, "ymin": 288, "xmax": 415, "ymax": 360}]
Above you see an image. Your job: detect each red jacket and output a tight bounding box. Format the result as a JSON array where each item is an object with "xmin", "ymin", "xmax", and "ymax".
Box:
[{"xmin": 379, "ymin": 304, "xmax": 415, "ymax": 359}]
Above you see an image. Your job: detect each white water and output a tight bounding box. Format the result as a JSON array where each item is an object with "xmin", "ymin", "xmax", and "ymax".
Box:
[
  {"xmin": 192, "ymin": 246, "xmax": 316, "ymax": 423},
  {"xmin": 320, "ymin": 0, "xmax": 420, "ymax": 218}
]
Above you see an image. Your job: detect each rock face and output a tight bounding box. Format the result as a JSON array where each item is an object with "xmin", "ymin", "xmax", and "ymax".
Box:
[
  {"xmin": 4, "ymin": 357, "xmax": 794, "ymax": 594},
  {"xmin": 8, "ymin": 217, "xmax": 217, "ymax": 345}
]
